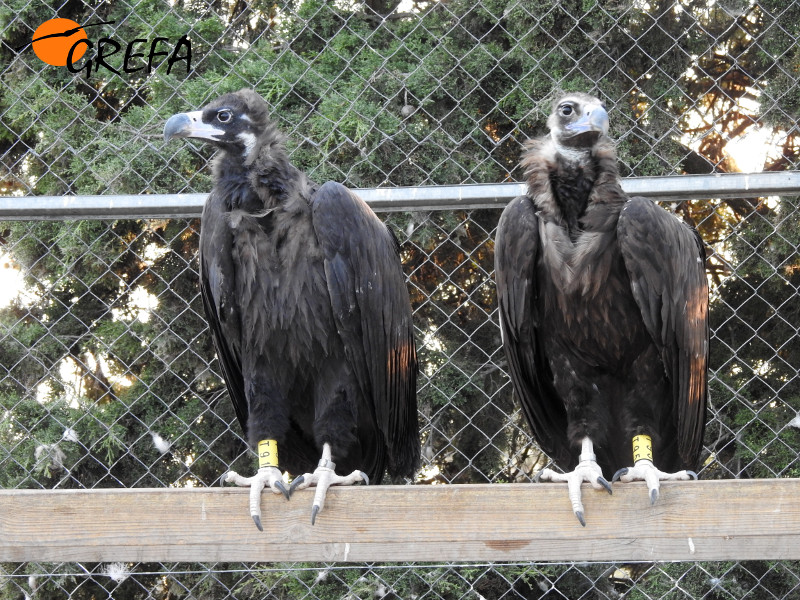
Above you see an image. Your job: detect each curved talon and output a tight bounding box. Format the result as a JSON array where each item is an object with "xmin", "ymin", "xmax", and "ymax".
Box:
[
  {"xmin": 615, "ymin": 462, "xmax": 696, "ymax": 505},
  {"xmin": 221, "ymin": 467, "xmax": 284, "ymax": 531},
  {"xmin": 249, "ymin": 482, "xmax": 266, "ymax": 533},
  {"xmin": 219, "ymin": 472, "xmax": 229, "ymax": 486},
  {"xmin": 292, "ymin": 443, "xmax": 371, "ymax": 525},
  {"xmin": 537, "ymin": 457, "xmax": 607, "ymax": 526},
  {"xmin": 289, "ymin": 475, "xmax": 305, "ymax": 496},
  {"xmin": 275, "ymin": 480, "xmax": 290, "ymax": 500},
  {"xmin": 575, "ymin": 510, "xmax": 586, "ymax": 527},
  {"xmin": 534, "ymin": 470, "xmax": 544, "ymax": 483}
]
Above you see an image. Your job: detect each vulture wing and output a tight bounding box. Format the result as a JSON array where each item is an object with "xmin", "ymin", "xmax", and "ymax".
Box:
[
  {"xmin": 310, "ymin": 182, "xmax": 419, "ymax": 477},
  {"xmin": 495, "ymin": 195, "xmax": 571, "ymax": 467},
  {"xmin": 617, "ymin": 196, "xmax": 708, "ymax": 466},
  {"xmin": 199, "ymin": 190, "xmax": 249, "ymax": 437}
]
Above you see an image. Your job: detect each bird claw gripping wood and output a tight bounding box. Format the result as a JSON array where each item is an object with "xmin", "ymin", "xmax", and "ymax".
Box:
[
  {"xmin": 612, "ymin": 460, "xmax": 697, "ymax": 504},
  {"xmin": 289, "ymin": 443, "xmax": 369, "ymax": 525},
  {"xmin": 535, "ymin": 439, "xmax": 611, "ymax": 527},
  {"xmin": 612, "ymin": 434, "xmax": 697, "ymax": 504},
  {"xmin": 221, "ymin": 467, "xmax": 289, "ymax": 531}
]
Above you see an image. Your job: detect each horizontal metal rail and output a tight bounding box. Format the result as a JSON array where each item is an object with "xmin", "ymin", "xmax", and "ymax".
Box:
[{"xmin": 0, "ymin": 171, "xmax": 798, "ymax": 219}]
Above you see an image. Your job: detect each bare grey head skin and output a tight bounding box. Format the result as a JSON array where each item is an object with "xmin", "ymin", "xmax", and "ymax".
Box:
[
  {"xmin": 164, "ymin": 89, "xmax": 420, "ymax": 530},
  {"xmin": 547, "ymin": 92, "xmax": 609, "ymax": 163}
]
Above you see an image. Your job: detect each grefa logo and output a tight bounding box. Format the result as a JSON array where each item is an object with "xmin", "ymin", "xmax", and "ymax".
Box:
[{"xmin": 16, "ymin": 18, "xmax": 191, "ymax": 78}]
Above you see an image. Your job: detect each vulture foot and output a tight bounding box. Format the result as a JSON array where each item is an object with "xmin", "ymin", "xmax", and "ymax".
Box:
[
  {"xmin": 611, "ymin": 460, "xmax": 697, "ymax": 504},
  {"xmin": 289, "ymin": 443, "xmax": 369, "ymax": 525},
  {"xmin": 535, "ymin": 437, "xmax": 611, "ymax": 526},
  {"xmin": 536, "ymin": 462, "xmax": 611, "ymax": 527},
  {"xmin": 222, "ymin": 466, "xmax": 288, "ymax": 531}
]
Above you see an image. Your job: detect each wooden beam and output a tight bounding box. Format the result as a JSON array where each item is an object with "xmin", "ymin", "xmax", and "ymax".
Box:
[{"xmin": 1, "ymin": 480, "xmax": 798, "ymax": 563}]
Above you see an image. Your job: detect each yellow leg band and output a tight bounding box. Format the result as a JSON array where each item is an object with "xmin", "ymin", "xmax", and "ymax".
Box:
[
  {"xmin": 258, "ymin": 439, "xmax": 279, "ymax": 469},
  {"xmin": 632, "ymin": 435, "xmax": 652, "ymax": 462}
]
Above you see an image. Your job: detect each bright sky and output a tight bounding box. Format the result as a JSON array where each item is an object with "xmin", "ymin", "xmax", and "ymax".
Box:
[{"xmin": 0, "ymin": 254, "xmax": 26, "ymax": 308}]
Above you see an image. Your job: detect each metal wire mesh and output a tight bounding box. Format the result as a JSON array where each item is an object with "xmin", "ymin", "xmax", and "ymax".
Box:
[
  {"xmin": 1, "ymin": 0, "xmax": 800, "ymax": 597},
  {"xmin": 0, "ymin": 198, "xmax": 798, "ymax": 598}
]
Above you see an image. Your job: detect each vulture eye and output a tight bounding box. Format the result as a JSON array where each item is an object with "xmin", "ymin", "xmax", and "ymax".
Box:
[
  {"xmin": 217, "ymin": 109, "xmax": 233, "ymax": 123},
  {"xmin": 560, "ymin": 104, "xmax": 573, "ymax": 116}
]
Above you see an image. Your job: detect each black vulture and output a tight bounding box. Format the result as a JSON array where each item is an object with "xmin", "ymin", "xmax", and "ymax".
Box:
[
  {"xmin": 164, "ymin": 89, "xmax": 419, "ymax": 528},
  {"xmin": 494, "ymin": 93, "xmax": 708, "ymax": 526}
]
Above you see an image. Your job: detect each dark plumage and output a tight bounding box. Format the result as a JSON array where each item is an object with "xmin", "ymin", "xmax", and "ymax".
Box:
[
  {"xmin": 495, "ymin": 93, "xmax": 708, "ymax": 525},
  {"xmin": 164, "ymin": 89, "xmax": 419, "ymax": 527}
]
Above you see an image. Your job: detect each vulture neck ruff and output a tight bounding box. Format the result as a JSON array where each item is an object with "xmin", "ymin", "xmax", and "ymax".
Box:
[
  {"xmin": 521, "ymin": 134, "xmax": 628, "ymax": 300},
  {"xmin": 522, "ymin": 135, "xmax": 625, "ymax": 220},
  {"xmin": 212, "ymin": 132, "xmax": 310, "ymax": 217}
]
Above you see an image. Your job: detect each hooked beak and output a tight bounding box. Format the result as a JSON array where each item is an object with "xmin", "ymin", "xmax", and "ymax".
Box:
[
  {"xmin": 565, "ymin": 105, "xmax": 609, "ymax": 137},
  {"xmin": 164, "ymin": 110, "xmax": 224, "ymax": 142}
]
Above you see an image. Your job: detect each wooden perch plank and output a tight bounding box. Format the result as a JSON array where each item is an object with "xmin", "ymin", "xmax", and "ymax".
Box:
[{"xmin": 0, "ymin": 479, "xmax": 798, "ymax": 563}]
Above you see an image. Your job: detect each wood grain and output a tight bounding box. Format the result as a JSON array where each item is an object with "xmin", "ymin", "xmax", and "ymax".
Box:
[{"xmin": 1, "ymin": 479, "xmax": 798, "ymax": 562}]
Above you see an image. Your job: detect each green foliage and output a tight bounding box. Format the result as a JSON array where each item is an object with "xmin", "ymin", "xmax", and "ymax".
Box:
[{"xmin": 236, "ymin": 563, "xmax": 556, "ymax": 600}]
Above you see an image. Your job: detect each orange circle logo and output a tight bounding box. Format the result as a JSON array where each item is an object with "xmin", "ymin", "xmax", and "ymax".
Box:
[{"xmin": 31, "ymin": 18, "xmax": 88, "ymax": 67}]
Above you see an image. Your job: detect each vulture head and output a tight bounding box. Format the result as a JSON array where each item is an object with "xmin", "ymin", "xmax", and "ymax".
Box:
[
  {"xmin": 547, "ymin": 92, "xmax": 609, "ymax": 152},
  {"xmin": 163, "ymin": 89, "xmax": 275, "ymax": 160}
]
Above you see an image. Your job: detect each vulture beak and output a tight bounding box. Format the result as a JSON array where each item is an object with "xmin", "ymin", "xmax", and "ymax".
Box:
[
  {"xmin": 164, "ymin": 110, "xmax": 224, "ymax": 142},
  {"xmin": 566, "ymin": 105, "xmax": 609, "ymax": 136}
]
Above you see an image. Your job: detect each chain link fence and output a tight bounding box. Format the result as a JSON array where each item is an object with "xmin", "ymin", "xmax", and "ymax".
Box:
[{"xmin": 1, "ymin": 0, "xmax": 800, "ymax": 597}]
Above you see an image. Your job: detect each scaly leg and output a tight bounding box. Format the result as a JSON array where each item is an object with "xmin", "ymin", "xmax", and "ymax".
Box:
[
  {"xmin": 536, "ymin": 437, "xmax": 612, "ymax": 527},
  {"xmin": 289, "ymin": 443, "xmax": 369, "ymax": 525},
  {"xmin": 222, "ymin": 467, "xmax": 289, "ymax": 531},
  {"xmin": 611, "ymin": 434, "xmax": 697, "ymax": 503},
  {"xmin": 222, "ymin": 439, "xmax": 289, "ymax": 531}
]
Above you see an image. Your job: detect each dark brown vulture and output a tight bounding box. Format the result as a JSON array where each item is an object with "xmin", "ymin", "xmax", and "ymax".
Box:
[
  {"xmin": 164, "ymin": 89, "xmax": 419, "ymax": 528},
  {"xmin": 494, "ymin": 92, "xmax": 708, "ymax": 526}
]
